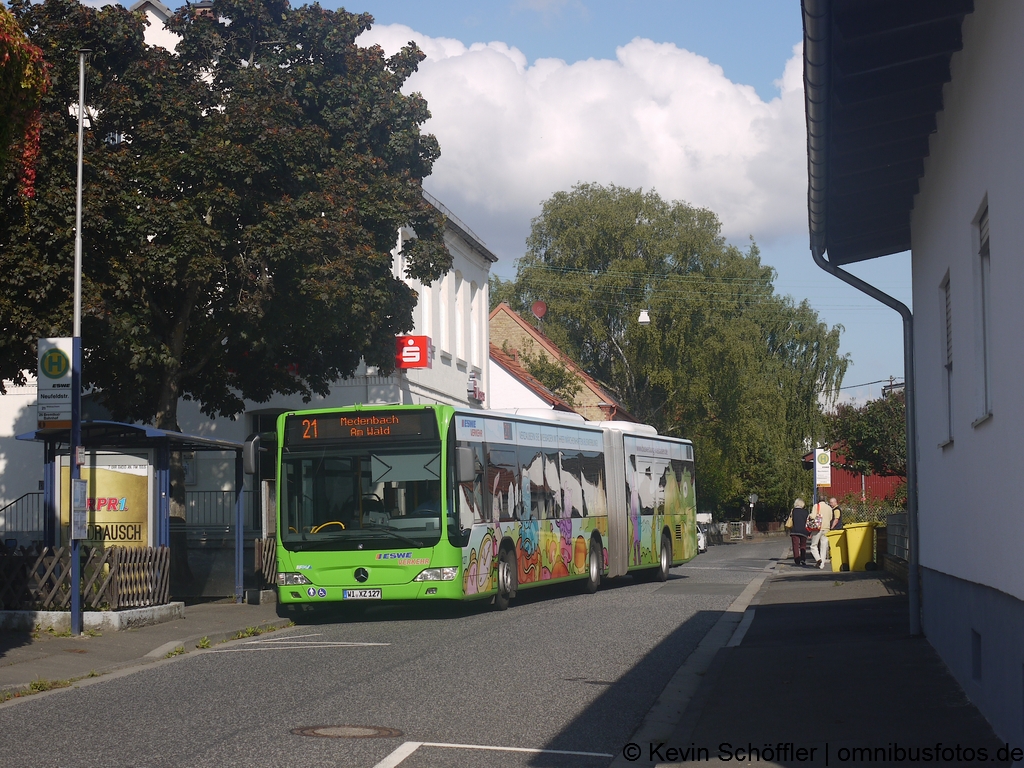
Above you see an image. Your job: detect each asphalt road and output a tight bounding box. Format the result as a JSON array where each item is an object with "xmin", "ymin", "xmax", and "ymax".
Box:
[{"xmin": 0, "ymin": 539, "xmax": 782, "ymax": 768}]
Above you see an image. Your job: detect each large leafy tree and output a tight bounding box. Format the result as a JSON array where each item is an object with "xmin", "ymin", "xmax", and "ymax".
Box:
[
  {"xmin": 827, "ymin": 389, "xmax": 906, "ymax": 478},
  {"xmin": 0, "ymin": 0, "xmax": 450, "ymax": 433},
  {"xmin": 0, "ymin": 3, "xmax": 47, "ymax": 194},
  {"xmin": 504, "ymin": 183, "xmax": 847, "ymax": 516}
]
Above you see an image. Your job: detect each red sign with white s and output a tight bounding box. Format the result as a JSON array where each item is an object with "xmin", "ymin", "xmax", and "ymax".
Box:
[{"xmin": 395, "ymin": 336, "xmax": 431, "ymax": 369}]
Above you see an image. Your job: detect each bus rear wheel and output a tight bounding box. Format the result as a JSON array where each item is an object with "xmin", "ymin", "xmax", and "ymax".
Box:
[
  {"xmin": 656, "ymin": 533, "xmax": 672, "ymax": 582},
  {"xmin": 495, "ymin": 548, "xmax": 517, "ymax": 611},
  {"xmin": 585, "ymin": 540, "xmax": 602, "ymax": 594}
]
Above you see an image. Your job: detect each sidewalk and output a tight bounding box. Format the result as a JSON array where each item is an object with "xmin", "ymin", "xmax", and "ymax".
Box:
[
  {"xmin": 0, "ymin": 599, "xmax": 291, "ymax": 696},
  {"xmin": 627, "ymin": 553, "xmax": 1014, "ymax": 767}
]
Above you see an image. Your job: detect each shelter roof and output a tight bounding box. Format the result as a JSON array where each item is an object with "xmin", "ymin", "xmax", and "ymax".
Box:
[
  {"xmin": 803, "ymin": 0, "xmax": 973, "ymax": 263},
  {"xmin": 17, "ymin": 421, "xmax": 241, "ymax": 453}
]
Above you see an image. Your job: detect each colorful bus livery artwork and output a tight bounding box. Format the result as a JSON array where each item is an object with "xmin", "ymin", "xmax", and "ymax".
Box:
[{"xmin": 252, "ymin": 405, "xmax": 698, "ymax": 616}]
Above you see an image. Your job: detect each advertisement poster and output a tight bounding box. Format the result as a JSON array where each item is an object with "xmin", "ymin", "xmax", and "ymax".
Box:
[{"xmin": 59, "ymin": 452, "xmax": 152, "ymax": 547}]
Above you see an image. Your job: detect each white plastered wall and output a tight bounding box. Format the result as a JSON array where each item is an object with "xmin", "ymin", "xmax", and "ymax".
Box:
[{"xmin": 911, "ymin": 0, "xmax": 1024, "ymax": 601}]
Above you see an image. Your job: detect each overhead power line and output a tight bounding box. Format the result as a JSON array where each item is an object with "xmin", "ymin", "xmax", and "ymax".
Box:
[{"xmin": 839, "ymin": 377, "xmax": 904, "ymax": 390}]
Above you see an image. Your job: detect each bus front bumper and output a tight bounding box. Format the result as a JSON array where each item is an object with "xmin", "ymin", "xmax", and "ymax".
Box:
[{"xmin": 277, "ymin": 578, "xmax": 465, "ymax": 605}]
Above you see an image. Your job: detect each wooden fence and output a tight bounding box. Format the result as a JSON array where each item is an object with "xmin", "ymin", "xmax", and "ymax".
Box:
[
  {"xmin": 254, "ymin": 537, "xmax": 277, "ymax": 590},
  {"xmin": 0, "ymin": 545, "xmax": 170, "ymax": 611}
]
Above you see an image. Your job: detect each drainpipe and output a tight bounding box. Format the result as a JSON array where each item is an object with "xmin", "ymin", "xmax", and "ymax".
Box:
[
  {"xmin": 804, "ymin": 0, "xmax": 920, "ymax": 636},
  {"xmin": 812, "ymin": 247, "xmax": 921, "ymax": 636}
]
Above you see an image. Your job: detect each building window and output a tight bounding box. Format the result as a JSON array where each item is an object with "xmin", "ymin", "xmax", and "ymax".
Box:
[
  {"xmin": 470, "ymin": 281, "xmax": 479, "ymax": 366},
  {"xmin": 974, "ymin": 207, "xmax": 992, "ymax": 423},
  {"xmin": 439, "ymin": 275, "xmax": 449, "ymax": 355},
  {"xmin": 420, "ymin": 281, "xmax": 431, "ymax": 338},
  {"xmin": 455, "ymin": 271, "xmax": 465, "ymax": 362},
  {"xmin": 941, "ymin": 273, "xmax": 953, "ymax": 445}
]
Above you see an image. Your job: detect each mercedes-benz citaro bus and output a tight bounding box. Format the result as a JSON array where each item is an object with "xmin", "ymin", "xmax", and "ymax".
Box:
[{"xmin": 243, "ymin": 404, "xmax": 697, "ymax": 617}]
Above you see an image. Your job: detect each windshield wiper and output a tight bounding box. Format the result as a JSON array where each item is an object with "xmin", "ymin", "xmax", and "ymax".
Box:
[{"xmin": 360, "ymin": 525, "xmax": 425, "ymax": 549}]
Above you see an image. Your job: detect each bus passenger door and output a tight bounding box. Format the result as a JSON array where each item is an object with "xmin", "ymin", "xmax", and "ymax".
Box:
[{"xmin": 603, "ymin": 430, "xmax": 629, "ymax": 578}]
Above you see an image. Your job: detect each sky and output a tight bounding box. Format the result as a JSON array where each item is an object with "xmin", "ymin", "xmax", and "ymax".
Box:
[{"xmin": 112, "ymin": 0, "xmax": 912, "ymax": 404}]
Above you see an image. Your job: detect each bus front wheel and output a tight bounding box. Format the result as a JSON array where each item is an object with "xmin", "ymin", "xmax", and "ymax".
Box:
[
  {"xmin": 495, "ymin": 548, "xmax": 517, "ymax": 611},
  {"xmin": 585, "ymin": 540, "xmax": 602, "ymax": 594}
]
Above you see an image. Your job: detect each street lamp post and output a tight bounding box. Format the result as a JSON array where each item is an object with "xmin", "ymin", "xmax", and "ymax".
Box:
[{"xmin": 69, "ymin": 48, "xmax": 90, "ymax": 637}]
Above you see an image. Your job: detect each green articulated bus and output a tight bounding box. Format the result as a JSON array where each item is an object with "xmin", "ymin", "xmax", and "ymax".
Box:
[{"xmin": 246, "ymin": 404, "xmax": 698, "ymax": 617}]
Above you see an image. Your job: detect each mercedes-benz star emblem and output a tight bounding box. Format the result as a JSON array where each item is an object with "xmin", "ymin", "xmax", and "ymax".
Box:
[{"xmin": 354, "ymin": 568, "xmax": 369, "ymax": 583}]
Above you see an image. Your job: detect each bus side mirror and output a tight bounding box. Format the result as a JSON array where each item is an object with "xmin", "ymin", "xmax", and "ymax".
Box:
[
  {"xmin": 243, "ymin": 434, "xmax": 261, "ymax": 475},
  {"xmin": 455, "ymin": 446, "xmax": 475, "ymax": 483}
]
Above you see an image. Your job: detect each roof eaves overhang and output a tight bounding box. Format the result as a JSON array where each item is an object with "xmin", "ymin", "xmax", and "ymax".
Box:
[{"xmin": 804, "ymin": 0, "xmax": 973, "ymax": 265}]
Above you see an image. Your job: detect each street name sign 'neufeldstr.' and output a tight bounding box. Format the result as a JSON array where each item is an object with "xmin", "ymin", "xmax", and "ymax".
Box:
[{"xmin": 37, "ymin": 337, "xmax": 74, "ymax": 429}]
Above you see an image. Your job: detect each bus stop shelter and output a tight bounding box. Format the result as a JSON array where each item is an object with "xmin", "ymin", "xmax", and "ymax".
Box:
[{"xmin": 16, "ymin": 421, "xmax": 247, "ymax": 602}]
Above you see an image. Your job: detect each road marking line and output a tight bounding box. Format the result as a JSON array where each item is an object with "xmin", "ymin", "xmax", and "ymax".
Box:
[
  {"xmin": 247, "ymin": 632, "xmax": 323, "ymax": 642},
  {"xmin": 210, "ymin": 642, "xmax": 389, "ymax": 653},
  {"xmin": 372, "ymin": 740, "xmax": 614, "ymax": 767},
  {"xmin": 372, "ymin": 741, "xmax": 423, "ymax": 768},
  {"xmin": 726, "ymin": 608, "xmax": 756, "ymax": 647}
]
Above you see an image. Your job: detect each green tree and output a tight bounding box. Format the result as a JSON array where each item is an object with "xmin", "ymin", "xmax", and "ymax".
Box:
[
  {"xmin": 0, "ymin": 3, "xmax": 48, "ymax": 194},
  {"xmin": 517, "ymin": 346, "xmax": 583, "ymax": 405},
  {"xmin": 507, "ymin": 183, "xmax": 847, "ymax": 517},
  {"xmin": 827, "ymin": 390, "xmax": 906, "ymax": 477},
  {"xmin": 488, "ymin": 274, "xmax": 517, "ymax": 311},
  {"xmin": 0, "ymin": 0, "xmax": 449, "ymax": 436}
]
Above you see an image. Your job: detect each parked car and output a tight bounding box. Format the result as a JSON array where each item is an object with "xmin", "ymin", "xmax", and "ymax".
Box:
[{"xmin": 696, "ymin": 522, "xmax": 708, "ymax": 553}]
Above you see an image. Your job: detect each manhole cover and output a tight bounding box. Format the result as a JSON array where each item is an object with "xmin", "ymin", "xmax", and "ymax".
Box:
[{"xmin": 291, "ymin": 725, "xmax": 403, "ymax": 739}]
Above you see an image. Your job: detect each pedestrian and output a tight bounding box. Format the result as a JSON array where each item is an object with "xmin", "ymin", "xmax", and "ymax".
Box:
[
  {"xmin": 809, "ymin": 496, "xmax": 836, "ymax": 569},
  {"xmin": 785, "ymin": 498, "xmax": 810, "ymax": 566},
  {"xmin": 828, "ymin": 497, "xmax": 843, "ymax": 529}
]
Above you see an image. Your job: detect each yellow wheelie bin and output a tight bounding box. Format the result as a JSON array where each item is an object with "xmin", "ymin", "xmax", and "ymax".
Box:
[
  {"xmin": 825, "ymin": 528, "xmax": 848, "ymax": 572},
  {"xmin": 844, "ymin": 522, "xmax": 877, "ymax": 571}
]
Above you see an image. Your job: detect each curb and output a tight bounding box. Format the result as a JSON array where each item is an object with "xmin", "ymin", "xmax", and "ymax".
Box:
[
  {"xmin": 0, "ymin": 616, "xmax": 294, "ymax": 701},
  {"xmin": 0, "ymin": 603, "xmax": 185, "ymax": 633}
]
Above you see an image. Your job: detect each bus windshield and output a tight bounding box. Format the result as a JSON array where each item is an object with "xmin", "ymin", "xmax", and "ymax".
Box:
[{"xmin": 281, "ymin": 445, "xmax": 443, "ymax": 551}]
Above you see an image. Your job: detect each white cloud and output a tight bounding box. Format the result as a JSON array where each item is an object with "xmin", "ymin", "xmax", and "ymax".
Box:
[{"xmin": 359, "ymin": 26, "xmax": 806, "ymax": 269}]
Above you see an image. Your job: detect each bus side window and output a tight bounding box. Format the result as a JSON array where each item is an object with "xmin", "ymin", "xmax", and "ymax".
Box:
[
  {"xmin": 518, "ymin": 445, "xmax": 544, "ymax": 521},
  {"xmin": 457, "ymin": 442, "xmax": 484, "ymax": 528},
  {"xmin": 487, "ymin": 447, "xmax": 519, "ymax": 523}
]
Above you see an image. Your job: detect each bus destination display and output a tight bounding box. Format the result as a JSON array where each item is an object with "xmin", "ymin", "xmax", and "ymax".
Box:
[{"xmin": 284, "ymin": 410, "xmax": 435, "ymax": 444}]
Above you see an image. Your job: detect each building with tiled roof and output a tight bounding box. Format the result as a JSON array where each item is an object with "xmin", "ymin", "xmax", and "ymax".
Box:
[
  {"xmin": 488, "ymin": 343, "xmax": 577, "ymax": 414},
  {"xmin": 488, "ymin": 303, "xmax": 637, "ymax": 422}
]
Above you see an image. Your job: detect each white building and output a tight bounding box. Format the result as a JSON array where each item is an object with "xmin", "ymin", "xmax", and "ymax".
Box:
[
  {"xmin": 129, "ymin": 1, "xmax": 180, "ymax": 52},
  {"xmin": 804, "ymin": 0, "xmax": 1023, "ymax": 746}
]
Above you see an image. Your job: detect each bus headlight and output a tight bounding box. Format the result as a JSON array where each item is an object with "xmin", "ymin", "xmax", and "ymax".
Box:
[
  {"xmin": 278, "ymin": 572, "xmax": 312, "ymax": 586},
  {"xmin": 413, "ymin": 567, "xmax": 459, "ymax": 582}
]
